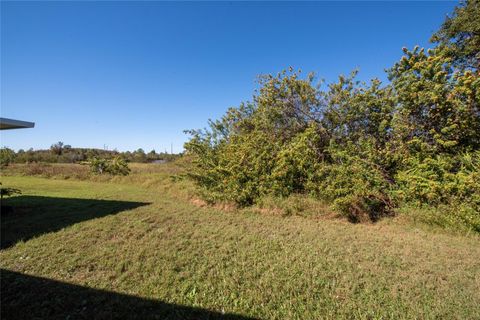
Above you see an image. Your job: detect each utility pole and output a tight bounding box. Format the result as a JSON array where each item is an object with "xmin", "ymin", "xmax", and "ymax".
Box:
[{"xmin": 171, "ymin": 143, "xmax": 173, "ymax": 155}]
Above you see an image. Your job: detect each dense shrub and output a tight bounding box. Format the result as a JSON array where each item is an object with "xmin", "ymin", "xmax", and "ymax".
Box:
[
  {"xmin": 184, "ymin": 65, "xmax": 479, "ymax": 228},
  {"xmin": 0, "ymin": 148, "xmax": 16, "ymax": 168},
  {"xmin": 185, "ymin": 69, "xmax": 404, "ymax": 221},
  {"xmin": 185, "ymin": 1, "xmax": 479, "ymax": 230},
  {"xmin": 394, "ymin": 152, "xmax": 480, "ymax": 205},
  {"xmin": 388, "ymin": 47, "xmax": 480, "ymax": 153},
  {"xmin": 87, "ymin": 157, "xmax": 131, "ymax": 176},
  {"xmin": 271, "ymin": 124, "xmax": 325, "ymax": 196}
]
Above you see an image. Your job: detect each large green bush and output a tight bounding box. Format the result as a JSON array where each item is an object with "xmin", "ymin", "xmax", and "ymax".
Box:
[
  {"xmin": 185, "ymin": 1, "xmax": 480, "ymax": 231},
  {"xmin": 394, "ymin": 152, "xmax": 480, "ymax": 205}
]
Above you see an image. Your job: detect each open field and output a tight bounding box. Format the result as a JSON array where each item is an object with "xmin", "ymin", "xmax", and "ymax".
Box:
[{"xmin": 1, "ymin": 163, "xmax": 480, "ymax": 319}]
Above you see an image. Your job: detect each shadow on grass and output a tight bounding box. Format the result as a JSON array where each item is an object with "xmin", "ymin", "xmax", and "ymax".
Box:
[
  {"xmin": 1, "ymin": 195, "xmax": 150, "ymax": 249},
  {"xmin": 1, "ymin": 269, "xmax": 257, "ymax": 320}
]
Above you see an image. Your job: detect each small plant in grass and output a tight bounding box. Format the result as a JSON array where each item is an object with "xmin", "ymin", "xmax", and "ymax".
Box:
[
  {"xmin": 109, "ymin": 156, "xmax": 131, "ymax": 176},
  {"xmin": 87, "ymin": 156, "xmax": 130, "ymax": 176},
  {"xmin": 0, "ymin": 183, "xmax": 21, "ymax": 200}
]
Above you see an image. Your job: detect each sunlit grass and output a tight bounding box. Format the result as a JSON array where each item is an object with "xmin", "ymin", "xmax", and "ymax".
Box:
[{"xmin": 1, "ymin": 164, "xmax": 480, "ymax": 319}]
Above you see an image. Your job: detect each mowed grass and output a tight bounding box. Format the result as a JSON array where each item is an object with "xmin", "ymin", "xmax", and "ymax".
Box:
[{"xmin": 1, "ymin": 164, "xmax": 480, "ymax": 319}]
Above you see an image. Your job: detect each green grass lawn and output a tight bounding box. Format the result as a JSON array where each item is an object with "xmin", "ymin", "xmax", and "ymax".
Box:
[{"xmin": 1, "ymin": 168, "xmax": 480, "ymax": 319}]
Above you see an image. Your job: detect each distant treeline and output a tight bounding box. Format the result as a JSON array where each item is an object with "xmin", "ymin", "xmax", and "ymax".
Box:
[{"xmin": 1, "ymin": 142, "xmax": 180, "ymax": 164}]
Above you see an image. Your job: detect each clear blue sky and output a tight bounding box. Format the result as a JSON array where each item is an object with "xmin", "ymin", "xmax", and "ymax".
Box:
[{"xmin": 1, "ymin": 1, "xmax": 457, "ymax": 153}]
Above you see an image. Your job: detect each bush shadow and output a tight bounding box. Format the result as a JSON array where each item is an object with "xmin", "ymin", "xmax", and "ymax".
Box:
[{"xmin": 1, "ymin": 195, "xmax": 150, "ymax": 249}]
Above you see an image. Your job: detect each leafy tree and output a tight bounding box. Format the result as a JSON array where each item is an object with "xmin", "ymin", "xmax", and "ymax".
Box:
[
  {"xmin": 431, "ymin": 0, "xmax": 480, "ymax": 69},
  {"xmin": 133, "ymin": 148, "xmax": 147, "ymax": 163},
  {"xmin": 50, "ymin": 141, "xmax": 64, "ymax": 156},
  {"xmin": 0, "ymin": 148, "xmax": 16, "ymax": 168},
  {"xmin": 322, "ymin": 72, "xmax": 395, "ymax": 148},
  {"xmin": 388, "ymin": 46, "xmax": 480, "ymax": 154},
  {"xmin": 185, "ymin": 69, "xmax": 325, "ymax": 205}
]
